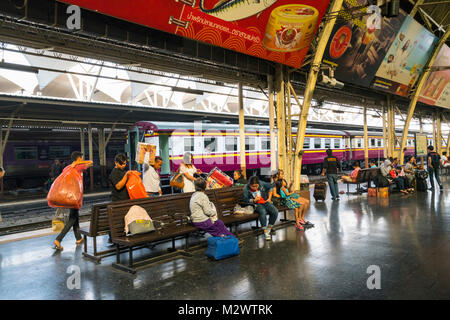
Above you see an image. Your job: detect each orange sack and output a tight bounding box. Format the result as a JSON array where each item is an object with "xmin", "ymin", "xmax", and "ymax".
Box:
[
  {"xmin": 126, "ymin": 171, "xmax": 149, "ymax": 200},
  {"xmin": 47, "ymin": 166, "xmax": 84, "ymax": 209}
]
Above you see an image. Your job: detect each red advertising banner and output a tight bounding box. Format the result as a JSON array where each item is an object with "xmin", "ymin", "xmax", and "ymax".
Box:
[
  {"xmin": 419, "ymin": 45, "xmax": 450, "ymax": 109},
  {"xmin": 59, "ymin": 0, "xmax": 330, "ymax": 68}
]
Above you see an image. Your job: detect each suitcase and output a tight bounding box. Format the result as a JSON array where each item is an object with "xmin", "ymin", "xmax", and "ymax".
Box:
[
  {"xmin": 377, "ymin": 187, "xmax": 389, "ymax": 198},
  {"xmin": 313, "ymin": 183, "xmax": 326, "ymax": 201},
  {"xmin": 368, "ymin": 187, "xmax": 377, "ymax": 197},
  {"xmin": 206, "ymin": 236, "xmax": 240, "ymax": 261}
]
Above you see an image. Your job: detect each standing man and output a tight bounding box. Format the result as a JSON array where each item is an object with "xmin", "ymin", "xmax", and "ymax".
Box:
[
  {"xmin": 322, "ymin": 149, "xmax": 341, "ymax": 201},
  {"xmin": 53, "ymin": 152, "xmax": 93, "ymax": 251},
  {"xmin": 143, "ymin": 156, "xmax": 163, "ymax": 196},
  {"xmin": 427, "ymin": 146, "xmax": 443, "ymax": 191},
  {"xmin": 109, "ymin": 153, "xmax": 131, "ymax": 202}
]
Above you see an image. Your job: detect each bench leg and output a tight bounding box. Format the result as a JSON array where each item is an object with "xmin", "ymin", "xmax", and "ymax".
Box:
[
  {"xmin": 83, "ymin": 235, "xmax": 87, "ymax": 253},
  {"xmin": 185, "ymin": 234, "xmax": 189, "ymax": 250},
  {"xmin": 168, "ymin": 238, "xmax": 177, "ymax": 252},
  {"xmin": 116, "ymin": 244, "xmax": 120, "ymax": 264},
  {"xmin": 93, "ymin": 236, "xmax": 98, "ymax": 256},
  {"xmin": 129, "ymin": 247, "xmax": 133, "ymax": 268}
]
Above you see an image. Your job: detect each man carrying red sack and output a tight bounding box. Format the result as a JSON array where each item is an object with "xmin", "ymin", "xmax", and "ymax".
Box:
[{"xmin": 53, "ymin": 151, "xmax": 92, "ymax": 251}]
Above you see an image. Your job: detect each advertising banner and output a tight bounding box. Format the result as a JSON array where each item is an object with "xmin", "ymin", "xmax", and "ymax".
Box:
[
  {"xmin": 419, "ymin": 44, "xmax": 450, "ymax": 109},
  {"xmin": 415, "ymin": 133, "xmax": 428, "ymax": 157},
  {"xmin": 372, "ymin": 15, "xmax": 438, "ymax": 97},
  {"xmin": 60, "ymin": 0, "xmax": 330, "ymax": 68},
  {"xmin": 322, "ymin": 0, "xmax": 406, "ymax": 88}
]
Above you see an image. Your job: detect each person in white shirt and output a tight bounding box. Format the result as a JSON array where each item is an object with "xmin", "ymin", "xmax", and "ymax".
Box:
[
  {"xmin": 441, "ymin": 152, "xmax": 450, "ymax": 168},
  {"xmin": 143, "ymin": 156, "xmax": 163, "ymax": 196}
]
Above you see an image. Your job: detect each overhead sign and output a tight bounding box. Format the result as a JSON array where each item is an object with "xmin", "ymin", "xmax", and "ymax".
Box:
[
  {"xmin": 372, "ymin": 15, "xmax": 438, "ymax": 97},
  {"xmin": 415, "ymin": 133, "xmax": 428, "ymax": 157},
  {"xmin": 419, "ymin": 44, "xmax": 450, "ymax": 109},
  {"xmin": 60, "ymin": 0, "xmax": 330, "ymax": 68},
  {"xmin": 322, "ymin": 0, "xmax": 406, "ymax": 88}
]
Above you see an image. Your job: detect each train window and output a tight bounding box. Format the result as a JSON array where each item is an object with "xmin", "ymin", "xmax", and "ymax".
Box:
[
  {"xmin": 370, "ymin": 139, "xmax": 375, "ymax": 147},
  {"xmin": 303, "ymin": 138, "xmax": 310, "ymax": 149},
  {"xmin": 334, "ymin": 139, "xmax": 340, "ymax": 149},
  {"xmin": 357, "ymin": 139, "xmax": 362, "ymax": 148},
  {"xmin": 245, "ymin": 136, "xmax": 256, "ymax": 151},
  {"xmin": 225, "ymin": 136, "xmax": 237, "ymax": 152},
  {"xmin": 203, "ymin": 137, "xmax": 217, "ymax": 153},
  {"xmin": 314, "ymin": 138, "xmax": 321, "ymax": 149},
  {"xmin": 184, "ymin": 137, "xmax": 194, "ymax": 152},
  {"xmin": 261, "ymin": 137, "xmax": 270, "ymax": 150},
  {"xmin": 49, "ymin": 146, "xmax": 71, "ymax": 160},
  {"xmin": 15, "ymin": 146, "xmax": 38, "ymax": 160},
  {"xmin": 377, "ymin": 139, "xmax": 382, "ymax": 147},
  {"xmin": 324, "ymin": 138, "xmax": 331, "ymax": 149}
]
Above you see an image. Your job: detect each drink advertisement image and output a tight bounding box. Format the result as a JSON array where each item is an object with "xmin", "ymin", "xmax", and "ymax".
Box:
[
  {"xmin": 60, "ymin": 0, "xmax": 330, "ymax": 68},
  {"xmin": 372, "ymin": 15, "xmax": 438, "ymax": 97},
  {"xmin": 419, "ymin": 44, "xmax": 450, "ymax": 109},
  {"xmin": 322, "ymin": 0, "xmax": 406, "ymax": 88}
]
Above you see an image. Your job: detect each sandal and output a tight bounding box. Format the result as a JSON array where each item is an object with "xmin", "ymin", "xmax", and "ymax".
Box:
[
  {"xmin": 299, "ymin": 219, "xmax": 306, "ymax": 225},
  {"xmin": 53, "ymin": 240, "xmax": 63, "ymax": 251},
  {"xmin": 295, "ymin": 223, "xmax": 304, "ymax": 230}
]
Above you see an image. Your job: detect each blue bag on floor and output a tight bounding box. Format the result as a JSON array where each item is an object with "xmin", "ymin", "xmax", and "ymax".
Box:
[{"xmin": 206, "ymin": 236, "xmax": 240, "ymax": 260}]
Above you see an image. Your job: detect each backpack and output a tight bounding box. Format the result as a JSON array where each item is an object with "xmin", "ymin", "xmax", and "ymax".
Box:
[
  {"xmin": 374, "ymin": 174, "xmax": 389, "ymax": 188},
  {"xmin": 429, "ymin": 152, "xmax": 441, "ymax": 167}
]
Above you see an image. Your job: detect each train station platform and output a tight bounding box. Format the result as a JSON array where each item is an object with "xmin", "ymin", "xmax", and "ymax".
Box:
[{"xmin": 0, "ymin": 178, "xmax": 448, "ymax": 300}]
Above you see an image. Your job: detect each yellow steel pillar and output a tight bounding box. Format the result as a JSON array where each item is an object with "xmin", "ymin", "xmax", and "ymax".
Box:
[
  {"xmin": 399, "ymin": 29, "xmax": 450, "ymax": 164},
  {"xmin": 436, "ymin": 111, "xmax": 442, "ymax": 154},
  {"xmin": 268, "ymin": 74, "xmax": 277, "ymax": 173},
  {"xmin": 238, "ymin": 82, "xmax": 247, "ymax": 179},
  {"xmin": 275, "ymin": 64, "xmax": 285, "ymax": 171},
  {"xmin": 293, "ymin": 0, "xmax": 344, "ymax": 191},
  {"xmin": 364, "ymin": 106, "xmax": 369, "ymax": 168},
  {"xmin": 286, "ymin": 72, "xmax": 293, "ymax": 182},
  {"xmin": 432, "ymin": 114, "xmax": 436, "ymax": 148},
  {"xmin": 88, "ymin": 124, "xmax": 94, "ymax": 191},
  {"xmin": 382, "ymin": 106, "xmax": 388, "ymax": 159}
]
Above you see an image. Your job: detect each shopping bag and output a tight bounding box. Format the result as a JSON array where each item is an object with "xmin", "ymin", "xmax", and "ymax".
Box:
[
  {"xmin": 51, "ymin": 208, "xmax": 68, "ymax": 232},
  {"xmin": 136, "ymin": 142, "xmax": 156, "ymax": 165},
  {"xmin": 368, "ymin": 187, "xmax": 377, "ymax": 197},
  {"xmin": 377, "ymin": 187, "xmax": 389, "ymax": 198},
  {"xmin": 126, "ymin": 171, "xmax": 149, "ymax": 200},
  {"xmin": 206, "ymin": 167, "xmax": 233, "ymax": 189},
  {"xmin": 206, "ymin": 236, "xmax": 240, "ymax": 260},
  {"xmin": 169, "ymin": 169, "xmax": 184, "ymax": 189},
  {"xmin": 47, "ymin": 166, "xmax": 83, "ymax": 209}
]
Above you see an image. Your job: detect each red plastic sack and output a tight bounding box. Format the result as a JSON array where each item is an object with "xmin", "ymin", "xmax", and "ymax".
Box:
[
  {"xmin": 47, "ymin": 166, "xmax": 83, "ymax": 209},
  {"xmin": 126, "ymin": 171, "xmax": 149, "ymax": 200},
  {"xmin": 206, "ymin": 167, "xmax": 233, "ymax": 189}
]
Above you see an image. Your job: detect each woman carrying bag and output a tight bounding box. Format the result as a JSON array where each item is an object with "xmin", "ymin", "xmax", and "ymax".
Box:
[{"xmin": 178, "ymin": 152, "xmax": 201, "ymax": 193}]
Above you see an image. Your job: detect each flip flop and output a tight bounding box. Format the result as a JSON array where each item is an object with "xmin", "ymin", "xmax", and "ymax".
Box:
[{"xmin": 53, "ymin": 240, "xmax": 63, "ymax": 251}]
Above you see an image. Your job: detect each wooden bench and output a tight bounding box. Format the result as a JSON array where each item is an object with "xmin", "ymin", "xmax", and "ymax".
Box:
[
  {"xmin": 107, "ymin": 186, "xmax": 296, "ymax": 273},
  {"xmin": 80, "ymin": 197, "xmax": 154, "ymax": 263},
  {"xmin": 343, "ymin": 168, "xmax": 380, "ymax": 194},
  {"xmin": 108, "ymin": 193, "xmax": 197, "ymax": 273}
]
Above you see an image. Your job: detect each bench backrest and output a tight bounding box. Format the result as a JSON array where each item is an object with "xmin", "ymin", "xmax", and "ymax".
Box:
[
  {"xmin": 213, "ymin": 186, "xmax": 244, "ymax": 219},
  {"xmin": 90, "ymin": 203, "xmax": 110, "ymax": 235},
  {"xmin": 354, "ymin": 168, "xmax": 381, "ymax": 183},
  {"xmin": 107, "ymin": 193, "xmax": 193, "ymax": 239}
]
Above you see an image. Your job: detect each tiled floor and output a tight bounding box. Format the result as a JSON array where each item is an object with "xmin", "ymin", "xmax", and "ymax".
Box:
[{"xmin": 0, "ymin": 180, "xmax": 449, "ymax": 300}]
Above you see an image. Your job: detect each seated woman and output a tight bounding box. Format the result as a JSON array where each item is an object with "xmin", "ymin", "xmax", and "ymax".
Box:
[
  {"xmin": 389, "ymin": 167, "xmax": 412, "ymax": 194},
  {"xmin": 233, "ymin": 170, "xmax": 247, "ymax": 186},
  {"xmin": 271, "ymin": 169, "xmax": 310, "ymax": 211},
  {"xmin": 189, "ymin": 178, "xmax": 235, "ymax": 237},
  {"xmin": 369, "ymin": 161, "xmax": 377, "ymax": 168},
  {"xmin": 275, "ymin": 179, "xmax": 310, "ymax": 231},
  {"xmin": 342, "ymin": 162, "xmax": 361, "ymax": 182}
]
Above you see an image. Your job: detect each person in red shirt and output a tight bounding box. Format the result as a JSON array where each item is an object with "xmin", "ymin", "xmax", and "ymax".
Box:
[{"xmin": 53, "ymin": 151, "xmax": 93, "ymax": 251}]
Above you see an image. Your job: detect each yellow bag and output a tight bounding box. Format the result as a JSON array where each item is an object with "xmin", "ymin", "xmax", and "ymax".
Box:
[
  {"xmin": 377, "ymin": 187, "xmax": 389, "ymax": 198},
  {"xmin": 52, "ymin": 219, "xmax": 64, "ymax": 232}
]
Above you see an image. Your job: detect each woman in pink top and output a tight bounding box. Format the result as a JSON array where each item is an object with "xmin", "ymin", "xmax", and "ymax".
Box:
[
  {"xmin": 342, "ymin": 162, "xmax": 360, "ymax": 183},
  {"xmin": 53, "ymin": 151, "xmax": 93, "ymax": 251}
]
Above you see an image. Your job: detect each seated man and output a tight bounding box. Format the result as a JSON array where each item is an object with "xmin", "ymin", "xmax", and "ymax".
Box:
[
  {"xmin": 369, "ymin": 160, "xmax": 377, "ymax": 168},
  {"xmin": 404, "ymin": 156, "xmax": 417, "ymax": 188},
  {"xmin": 243, "ymin": 176, "xmax": 279, "ymax": 241},
  {"xmin": 342, "ymin": 162, "xmax": 361, "ymax": 182}
]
